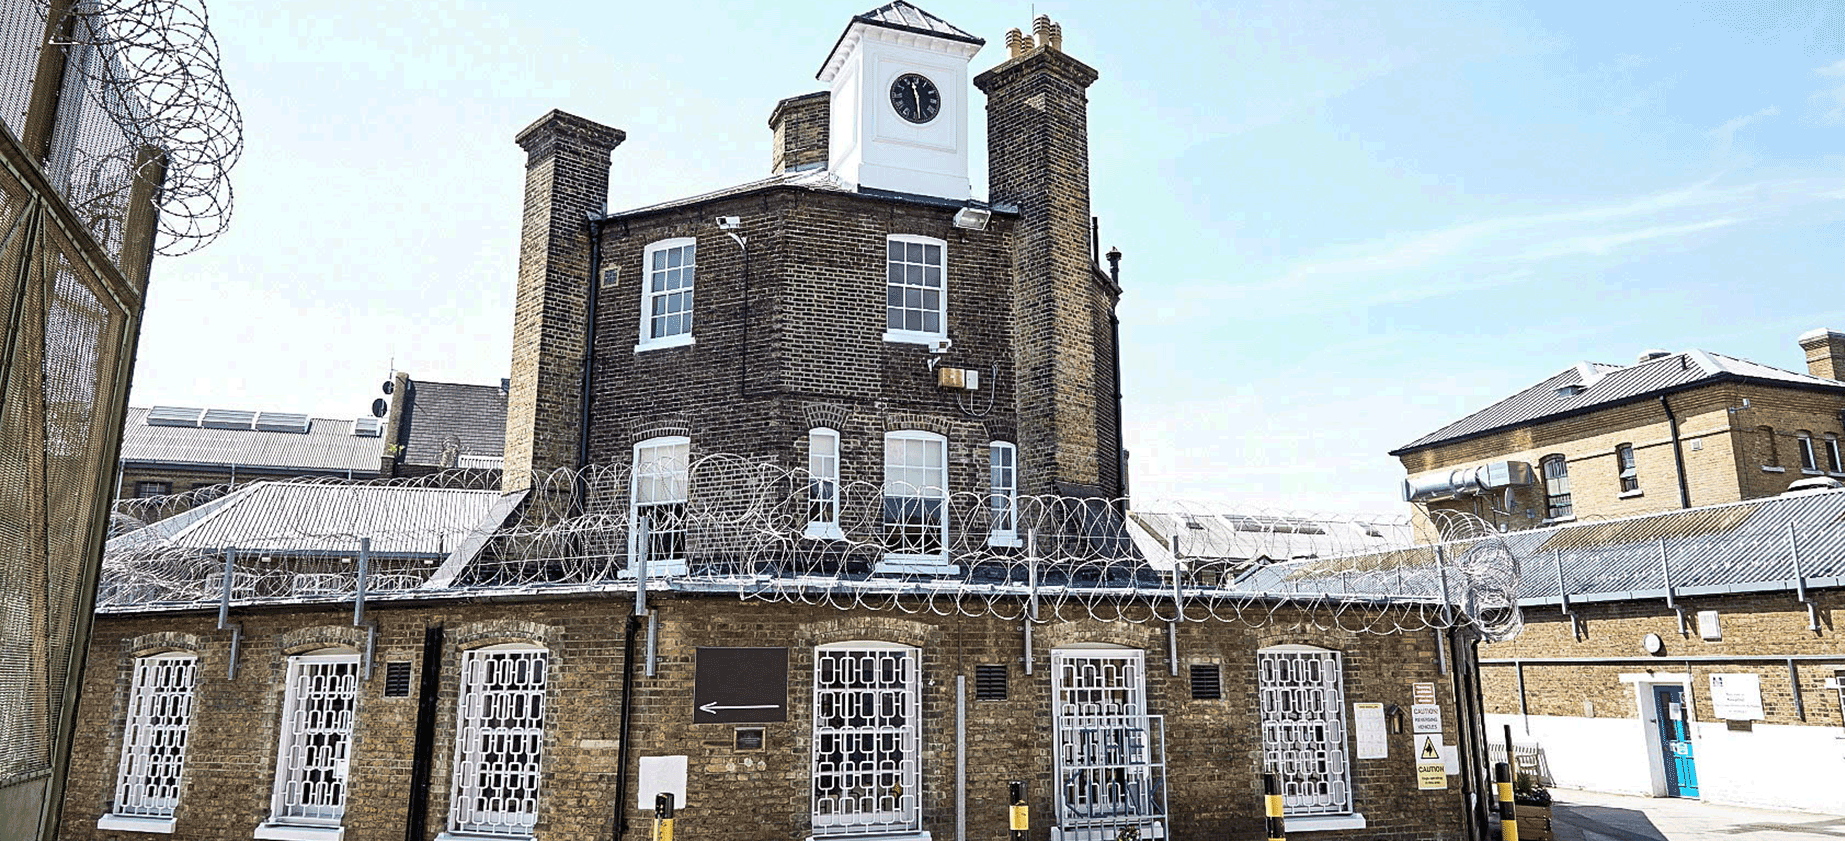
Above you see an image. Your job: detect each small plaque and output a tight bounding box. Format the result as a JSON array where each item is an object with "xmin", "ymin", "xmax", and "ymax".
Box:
[
  {"xmin": 1412, "ymin": 682, "xmax": 1437, "ymax": 705},
  {"xmin": 1411, "ymin": 703, "xmax": 1443, "ymax": 734},
  {"xmin": 735, "ymin": 727, "xmax": 765, "ymax": 751}
]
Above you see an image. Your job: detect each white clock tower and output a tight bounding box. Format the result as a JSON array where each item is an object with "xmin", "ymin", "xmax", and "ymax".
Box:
[{"xmin": 817, "ymin": 3, "xmax": 984, "ymax": 199}]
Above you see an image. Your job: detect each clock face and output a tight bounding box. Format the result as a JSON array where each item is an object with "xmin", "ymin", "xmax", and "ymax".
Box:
[{"xmin": 889, "ymin": 73, "xmax": 941, "ymax": 124}]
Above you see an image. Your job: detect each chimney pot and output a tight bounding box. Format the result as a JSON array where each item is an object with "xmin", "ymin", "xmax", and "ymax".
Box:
[
  {"xmin": 1033, "ymin": 15, "xmax": 1053, "ymax": 48},
  {"xmin": 1006, "ymin": 28, "xmax": 1028, "ymax": 58}
]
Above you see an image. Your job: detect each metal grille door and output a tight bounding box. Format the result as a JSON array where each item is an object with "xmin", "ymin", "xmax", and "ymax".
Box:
[
  {"xmin": 270, "ymin": 653, "xmax": 360, "ymax": 824},
  {"xmin": 450, "ymin": 647, "xmax": 548, "ymax": 837},
  {"xmin": 1051, "ymin": 649, "xmax": 1167, "ymax": 841},
  {"xmin": 812, "ymin": 645, "xmax": 921, "ymax": 835},
  {"xmin": 1257, "ymin": 649, "xmax": 1351, "ymax": 816},
  {"xmin": 111, "ymin": 654, "xmax": 198, "ymax": 817}
]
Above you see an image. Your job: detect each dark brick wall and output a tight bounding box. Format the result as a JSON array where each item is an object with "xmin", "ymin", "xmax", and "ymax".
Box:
[{"xmin": 61, "ymin": 600, "xmax": 1468, "ymax": 841}]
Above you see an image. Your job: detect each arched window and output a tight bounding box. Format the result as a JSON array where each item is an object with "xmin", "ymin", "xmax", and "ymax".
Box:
[
  {"xmin": 988, "ymin": 441, "xmax": 1019, "ymax": 546},
  {"xmin": 880, "ymin": 431, "xmax": 949, "ymax": 569},
  {"xmin": 631, "ymin": 436, "xmax": 690, "ymax": 574},
  {"xmin": 805, "ymin": 428, "xmax": 842, "ymax": 540},
  {"xmin": 812, "ymin": 642, "xmax": 921, "ymax": 835},
  {"xmin": 1826, "ymin": 434, "xmax": 1843, "ymax": 475},
  {"xmin": 1257, "ymin": 645, "xmax": 1353, "ymax": 820},
  {"xmin": 102, "ymin": 652, "xmax": 199, "ymax": 832},
  {"xmin": 449, "ymin": 643, "xmax": 549, "ymax": 838},
  {"xmin": 265, "ymin": 648, "xmax": 361, "ymax": 832},
  {"xmin": 1614, "ymin": 443, "xmax": 1639, "ymax": 494},
  {"xmin": 1541, "ymin": 455, "xmax": 1572, "ymax": 520},
  {"xmin": 637, "ymin": 237, "xmax": 696, "ymax": 350},
  {"xmin": 1797, "ymin": 431, "xmax": 1818, "ymax": 472}
]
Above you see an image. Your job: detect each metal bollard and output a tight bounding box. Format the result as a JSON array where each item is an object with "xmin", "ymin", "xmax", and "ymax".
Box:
[
  {"xmin": 1009, "ymin": 780, "xmax": 1028, "ymax": 841},
  {"xmin": 1494, "ymin": 762, "xmax": 1517, "ymax": 841},
  {"xmin": 1263, "ymin": 773, "xmax": 1286, "ymax": 841},
  {"xmin": 654, "ymin": 792, "xmax": 675, "ymax": 841}
]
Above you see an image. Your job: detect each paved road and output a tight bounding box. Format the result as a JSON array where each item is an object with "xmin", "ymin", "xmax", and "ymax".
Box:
[{"xmin": 1551, "ymin": 788, "xmax": 1845, "ymax": 841}]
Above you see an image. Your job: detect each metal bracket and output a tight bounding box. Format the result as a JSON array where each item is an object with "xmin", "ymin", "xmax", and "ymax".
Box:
[
  {"xmin": 217, "ymin": 547, "xmax": 241, "ymax": 679},
  {"xmin": 1788, "ymin": 523, "xmax": 1820, "ymax": 632},
  {"xmin": 1023, "ymin": 529, "xmax": 1038, "ymax": 676},
  {"xmin": 1554, "ymin": 550, "xmax": 1582, "ymax": 641},
  {"xmin": 1659, "ymin": 539, "xmax": 1687, "ymax": 638}
]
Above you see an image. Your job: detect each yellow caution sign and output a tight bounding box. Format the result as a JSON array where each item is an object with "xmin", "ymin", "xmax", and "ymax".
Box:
[
  {"xmin": 1420, "ymin": 736, "xmax": 1440, "ymax": 760},
  {"xmin": 1417, "ymin": 761, "xmax": 1447, "ymax": 790}
]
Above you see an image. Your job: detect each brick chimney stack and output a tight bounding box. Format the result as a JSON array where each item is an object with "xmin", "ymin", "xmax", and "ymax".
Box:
[
  {"xmin": 769, "ymin": 92, "xmax": 829, "ymax": 174},
  {"xmin": 1799, "ymin": 328, "xmax": 1845, "ymax": 381},
  {"xmin": 504, "ymin": 110, "xmax": 625, "ymax": 490},
  {"xmin": 975, "ymin": 17, "xmax": 1123, "ymax": 499}
]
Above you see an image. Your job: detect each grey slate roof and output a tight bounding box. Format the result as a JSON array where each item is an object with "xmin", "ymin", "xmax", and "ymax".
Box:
[
  {"xmin": 121, "ymin": 407, "xmax": 384, "ymax": 474},
  {"xmin": 853, "ymin": 2, "xmax": 982, "ymax": 44},
  {"xmin": 398, "ymin": 380, "xmax": 507, "ymax": 468},
  {"xmin": 1392, "ymin": 350, "xmax": 1845, "ymax": 454}
]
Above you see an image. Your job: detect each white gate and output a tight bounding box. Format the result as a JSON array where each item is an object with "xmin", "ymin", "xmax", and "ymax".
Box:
[
  {"xmin": 269, "ymin": 652, "xmax": 360, "ymax": 824},
  {"xmin": 812, "ymin": 643, "xmax": 922, "ymax": 836},
  {"xmin": 1050, "ymin": 648, "xmax": 1168, "ymax": 841}
]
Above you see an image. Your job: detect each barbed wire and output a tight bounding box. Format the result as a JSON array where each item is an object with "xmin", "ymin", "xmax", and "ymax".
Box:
[
  {"xmin": 101, "ymin": 457, "xmax": 1524, "ymax": 639},
  {"xmin": 43, "ymin": 0, "xmax": 240, "ymax": 254}
]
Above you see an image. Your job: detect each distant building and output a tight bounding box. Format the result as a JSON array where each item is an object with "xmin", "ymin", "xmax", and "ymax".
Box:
[
  {"xmin": 377, "ymin": 373, "xmax": 509, "ymax": 476},
  {"xmin": 1393, "ymin": 331, "xmax": 1845, "ymax": 531}
]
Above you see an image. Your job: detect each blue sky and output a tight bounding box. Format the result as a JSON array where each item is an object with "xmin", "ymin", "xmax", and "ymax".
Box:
[{"xmin": 127, "ymin": 0, "xmax": 1845, "ymax": 512}]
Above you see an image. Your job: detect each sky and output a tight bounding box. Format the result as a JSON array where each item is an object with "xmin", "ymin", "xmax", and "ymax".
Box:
[{"xmin": 126, "ymin": 0, "xmax": 1845, "ymax": 513}]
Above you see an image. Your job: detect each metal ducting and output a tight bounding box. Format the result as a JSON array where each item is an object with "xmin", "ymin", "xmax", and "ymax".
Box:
[{"xmin": 1403, "ymin": 461, "xmax": 1536, "ymax": 502}]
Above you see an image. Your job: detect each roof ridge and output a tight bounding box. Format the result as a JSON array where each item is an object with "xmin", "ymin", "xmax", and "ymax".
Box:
[{"xmin": 1684, "ymin": 348, "xmax": 1725, "ymax": 376}]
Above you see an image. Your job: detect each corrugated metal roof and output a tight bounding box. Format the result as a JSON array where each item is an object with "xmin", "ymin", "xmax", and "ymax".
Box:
[
  {"xmin": 121, "ymin": 407, "xmax": 385, "ymax": 474},
  {"xmin": 397, "ymin": 380, "xmax": 507, "ymax": 467},
  {"xmin": 108, "ymin": 481, "xmax": 506, "ymax": 557},
  {"xmin": 1393, "ymin": 350, "xmax": 1845, "ymax": 454},
  {"xmin": 1129, "ymin": 510, "xmax": 1411, "ymax": 571}
]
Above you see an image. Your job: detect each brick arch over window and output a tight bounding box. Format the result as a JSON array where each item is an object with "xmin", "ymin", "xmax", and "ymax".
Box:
[
  {"xmin": 450, "ymin": 619, "xmax": 560, "ymax": 651},
  {"xmin": 802, "ymin": 616, "xmax": 939, "ymax": 649},
  {"xmin": 1036, "ymin": 621, "xmax": 1158, "ymax": 651},
  {"xmin": 882, "ymin": 412, "xmax": 956, "ymax": 437},
  {"xmin": 126, "ymin": 631, "xmax": 202, "ymax": 657},
  {"xmin": 627, "ymin": 415, "xmax": 692, "ymax": 445},
  {"xmin": 278, "ymin": 624, "xmax": 368, "ymax": 656},
  {"xmin": 803, "ymin": 402, "xmax": 852, "ymax": 432},
  {"xmin": 981, "ymin": 420, "xmax": 1019, "ymax": 444}
]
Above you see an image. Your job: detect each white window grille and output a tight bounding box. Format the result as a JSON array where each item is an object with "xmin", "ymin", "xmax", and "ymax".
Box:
[
  {"xmin": 1050, "ymin": 648, "xmax": 1167, "ymax": 841},
  {"xmin": 265, "ymin": 651, "xmax": 361, "ymax": 827},
  {"xmin": 449, "ymin": 645, "xmax": 548, "ymax": 838},
  {"xmin": 1257, "ymin": 646, "xmax": 1352, "ymax": 817},
  {"xmin": 1541, "ymin": 456, "xmax": 1572, "ymax": 519},
  {"xmin": 638, "ymin": 238, "xmax": 695, "ymax": 349},
  {"xmin": 631, "ymin": 436, "xmax": 689, "ymax": 574},
  {"xmin": 805, "ymin": 428, "xmax": 843, "ymax": 540},
  {"xmin": 1798, "ymin": 432, "xmax": 1819, "ymax": 472},
  {"xmin": 110, "ymin": 653, "xmax": 198, "ymax": 820},
  {"xmin": 811, "ymin": 643, "xmax": 921, "ymax": 836},
  {"xmin": 884, "ymin": 235, "xmax": 946, "ymax": 342},
  {"xmin": 988, "ymin": 441, "xmax": 1018, "ymax": 547},
  {"xmin": 881, "ymin": 431, "xmax": 948, "ymax": 567},
  {"xmin": 1615, "ymin": 444, "xmax": 1638, "ymax": 493}
]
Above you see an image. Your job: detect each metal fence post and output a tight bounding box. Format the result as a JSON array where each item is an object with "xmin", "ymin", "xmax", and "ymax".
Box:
[
  {"xmin": 1009, "ymin": 780, "xmax": 1028, "ymax": 841},
  {"xmin": 1263, "ymin": 773, "xmax": 1286, "ymax": 841},
  {"xmin": 1494, "ymin": 762, "xmax": 1517, "ymax": 841}
]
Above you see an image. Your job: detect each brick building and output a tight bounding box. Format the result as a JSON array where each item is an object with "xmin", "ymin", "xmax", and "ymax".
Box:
[
  {"xmin": 1395, "ymin": 332, "xmax": 1845, "ymax": 814},
  {"xmin": 60, "ymin": 7, "xmax": 1497, "ymax": 841}
]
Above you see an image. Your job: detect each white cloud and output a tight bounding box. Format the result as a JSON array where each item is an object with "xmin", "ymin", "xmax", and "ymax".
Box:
[
  {"xmin": 1709, "ymin": 106, "xmax": 1779, "ymax": 155},
  {"xmin": 1817, "ymin": 58, "xmax": 1845, "ymax": 77}
]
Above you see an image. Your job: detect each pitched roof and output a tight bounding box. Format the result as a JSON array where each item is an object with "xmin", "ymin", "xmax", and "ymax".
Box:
[
  {"xmin": 121, "ymin": 407, "xmax": 384, "ymax": 474},
  {"xmin": 105, "ymin": 481, "xmax": 506, "ymax": 558},
  {"xmin": 398, "ymin": 380, "xmax": 507, "ymax": 468},
  {"xmin": 818, "ymin": 2, "xmax": 984, "ymax": 81},
  {"xmin": 605, "ymin": 167, "xmax": 855, "ymax": 219},
  {"xmin": 1392, "ymin": 350, "xmax": 1845, "ymax": 454}
]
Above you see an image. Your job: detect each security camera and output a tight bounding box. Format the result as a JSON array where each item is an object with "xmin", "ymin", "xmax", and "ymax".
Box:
[
  {"xmin": 716, "ymin": 216, "xmax": 740, "ymax": 230},
  {"xmin": 930, "ymin": 338, "xmax": 953, "ymax": 354}
]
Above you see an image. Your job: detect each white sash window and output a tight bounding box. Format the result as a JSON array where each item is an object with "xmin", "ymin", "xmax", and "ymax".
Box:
[
  {"xmin": 104, "ymin": 653, "xmax": 198, "ymax": 829},
  {"xmin": 264, "ymin": 651, "xmax": 361, "ymax": 830},
  {"xmin": 631, "ymin": 436, "xmax": 690, "ymax": 574},
  {"xmin": 448, "ymin": 645, "xmax": 548, "ymax": 838},
  {"xmin": 1257, "ymin": 646, "xmax": 1352, "ymax": 817},
  {"xmin": 811, "ymin": 643, "xmax": 922, "ymax": 836}
]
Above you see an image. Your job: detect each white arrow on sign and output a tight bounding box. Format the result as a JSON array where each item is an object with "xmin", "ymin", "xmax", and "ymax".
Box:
[{"xmin": 699, "ymin": 702, "xmax": 782, "ymax": 715}]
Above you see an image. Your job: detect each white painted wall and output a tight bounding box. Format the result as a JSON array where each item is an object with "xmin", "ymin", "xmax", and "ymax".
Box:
[{"xmin": 1489, "ymin": 713, "xmax": 1845, "ymax": 815}]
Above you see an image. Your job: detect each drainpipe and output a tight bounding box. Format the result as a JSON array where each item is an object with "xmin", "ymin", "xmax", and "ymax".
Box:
[
  {"xmin": 1105, "ymin": 247, "xmax": 1126, "ymax": 501},
  {"xmin": 1658, "ymin": 396, "xmax": 1691, "ymax": 509},
  {"xmin": 579, "ymin": 214, "xmax": 603, "ymax": 475}
]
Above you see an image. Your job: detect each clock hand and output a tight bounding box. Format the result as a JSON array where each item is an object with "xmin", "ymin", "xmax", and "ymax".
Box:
[{"xmin": 909, "ymin": 79, "xmax": 919, "ymax": 115}]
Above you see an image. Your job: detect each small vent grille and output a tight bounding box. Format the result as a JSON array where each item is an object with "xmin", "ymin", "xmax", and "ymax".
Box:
[
  {"xmin": 353, "ymin": 417, "xmax": 384, "ymax": 437},
  {"xmin": 975, "ymin": 664, "xmax": 1007, "ymax": 700},
  {"xmin": 200, "ymin": 408, "xmax": 257, "ymax": 430},
  {"xmin": 1190, "ymin": 664, "xmax": 1222, "ymax": 700},
  {"xmin": 383, "ymin": 661, "xmax": 413, "ymax": 697},
  {"xmin": 146, "ymin": 406, "xmax": 204, "ymax": 427},
  {"xmin": 254, "ymin": 412, "xmax": 311, "ymax": 433}
]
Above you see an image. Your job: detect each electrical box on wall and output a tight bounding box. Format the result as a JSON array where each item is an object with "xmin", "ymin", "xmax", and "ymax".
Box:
[{"xmin": 937, "ymin": 366, "xmax": 979, "ymax": 390}]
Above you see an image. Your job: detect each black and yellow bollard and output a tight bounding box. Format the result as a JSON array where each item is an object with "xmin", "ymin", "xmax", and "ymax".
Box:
[
  {"xmin": 1494, "ymin": 762, "xmax": 1517, "ymax": 841},
  {"xmin": 1262, "ymin": 773, "xmax": 1286, "ymax": 841},
  {"xmin": 1009, "ymin": 780, "xmax": 1028, "ymax": 841},
  {"xmin": 653, "ymin": 792, "xmax": 675, "ymax": 841}
]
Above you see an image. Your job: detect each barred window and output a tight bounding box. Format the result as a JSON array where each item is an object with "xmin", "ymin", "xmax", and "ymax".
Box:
[
  {"xmin": 266, "ymin": 650, "xmax": 360, "ymax": 827},
  {"xmin": 108, "ymin": 653, "xmax": 198, "ymax": 823},
  {"xmin": 1541, "ymin": 455, "xmax": 1572, "ymax": 520},
  {"xmin": 1257, "ymin": 646, "xmax": 1351, "ymax": 817},
  {"xmin": 812, "ymin": 643, "xmax": 922, "ymax": 836},
  {"xmin": 449, "ymin": 645, "xmax": 549, "ymax": 838},
  {"xmin": 882, "ymin": 431, "xmax": 947, "ymax": 563},
  {"xmin": 134, "ymin": 480, "xmax": 170, "ymax": 498},
  {"xmin": 884, "ymin": 235, "xmax": 945, "ymax": 341},
  {"xmin": 988, "ymin": 441, "xmax": 1019, "ymax": 547},
  {"xmin": 805, "ymin": 428, "xmax": 842, "ymax": 540},
  {"xmin": 631, "ymin": 436, "xmax": 689, "ymax": 573},
  {"xmin": 1615, "ymin": 444, "xmax": 1638, "ymax": 493},
  {"xmin": 639, "ymin": 238, "xmax": 695, "ymax": 349}
]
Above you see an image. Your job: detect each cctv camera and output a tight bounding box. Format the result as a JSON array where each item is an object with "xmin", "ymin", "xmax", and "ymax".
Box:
[{"xmin": 716, "ymin": 216, "xmax": 740, "ymax": 230}]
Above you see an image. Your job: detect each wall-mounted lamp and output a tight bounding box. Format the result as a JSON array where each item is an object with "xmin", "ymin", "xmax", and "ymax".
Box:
[
  {"xmin": 1726, "ymin": 398, "xmax": 1752, "ymax": 414},
  {"xmin": 952, "ymin": 206, "xmax": 990, "ymax": 231}
]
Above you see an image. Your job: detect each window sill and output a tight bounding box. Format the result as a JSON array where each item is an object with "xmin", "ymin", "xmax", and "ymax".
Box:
[
  {"xmin": 808, "ymin": 832, "xmax": 929, "ymax": 841},
  {"xmin": 1542, "ymin": 516, "xmax": 1576, "ymax": 525},
  {"xmin": 437, "ymin": 833, "xmax": 533, "ymax": 841},
  {"xmin": 803, "ymin": 522, "xmax": 846, "ymax": 541},
  {"xmin": 883, "ymin": 329, "xmax": 946, "ymax": 346},
  {"xmin": 988, "ymin": 532, "xmax": 1022, "ymax": 548},
  {"xmin": 1762, "ymin": 466, "xmax": 1786, "ymax": 473},
  {"xmin": 1801, "ymin": 469, "xmax": 1823, "ymax": 476},
  {"xmin": 255, "ymin": 823, "xmax": 344, "ymax": 841},
  {"xmin": 1283, "ymin": 813, "xmax": 1366, "ymax": 832},
  {"xmin": 635, "ymin": 334, "xmax": 695, "ymax": 353},
  {"xmin": 97, "ymin": 815, "xmax": 177, "ymax": 834},
  {"xmin": 874, "ymin": 557, "xmax": 961, "ymax": 575},
  {"xmin": 1618, "ymin": 489, "xmax": 1644, "ymax": 499}
]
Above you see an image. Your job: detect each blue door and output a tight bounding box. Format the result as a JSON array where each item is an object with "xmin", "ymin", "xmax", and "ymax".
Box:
[{"xmin": 1653, "ymin": 685, "xmax": 1699, "ymax": 797}]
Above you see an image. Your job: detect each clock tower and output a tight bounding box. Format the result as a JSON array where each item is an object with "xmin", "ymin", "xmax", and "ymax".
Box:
[{"xmin": 817, "ymin": 2, "xmax": 983, "ymax": 199}]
